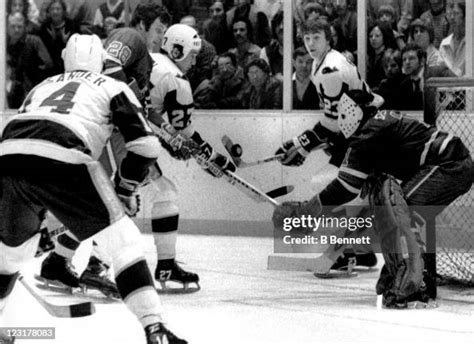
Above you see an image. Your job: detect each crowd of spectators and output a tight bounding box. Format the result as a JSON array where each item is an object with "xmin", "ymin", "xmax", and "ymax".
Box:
[{"xmin": 5, "ymin": 0, "xmax": 468, "ymax": 111}]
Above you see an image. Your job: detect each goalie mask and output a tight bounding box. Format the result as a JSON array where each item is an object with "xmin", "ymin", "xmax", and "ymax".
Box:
[
  {"xmin": 62, "ymin": 34, "xmax": 105, "ymax": 73},
  {"xmin": 337, "ymin": 93, "xmax": 364, "ymax": 138},
  {"xmin": 162, "ymin": 24, "xmax": 202, "ymax": 62}
]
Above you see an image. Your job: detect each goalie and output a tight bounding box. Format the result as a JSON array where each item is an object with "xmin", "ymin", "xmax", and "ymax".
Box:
[{"xmin": 272, "ymin": 71, "xmax": 473, "ymax": 308}]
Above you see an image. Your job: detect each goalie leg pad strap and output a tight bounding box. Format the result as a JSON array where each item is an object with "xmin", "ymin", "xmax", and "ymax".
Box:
[{"xmin": 370, "ymin": 175, "xmax": 424, "ymax": 301}]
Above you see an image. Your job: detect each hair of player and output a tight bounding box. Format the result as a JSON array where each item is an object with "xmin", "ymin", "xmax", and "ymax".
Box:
[
  {"xmin": 401, "ymin": 43, "xmax": 427, "ymax": 63},
  {"xmin": 130, "ymin": 3, "xmax": 171, "ymax": 31},
  {"xmin": 300, "ymin": 17, "xmax": 332, "ymax": 47}
]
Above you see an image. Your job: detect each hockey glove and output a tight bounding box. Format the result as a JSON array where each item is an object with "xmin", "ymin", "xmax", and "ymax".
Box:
[
  {"xmin": 196, "ymin": 141, "xmax": 236, "ymax": 178},
  {"xmin": 276, "ymin": 130, "xmax": 324, "ymax": 166},
  {"xmin": 272, "ymin": 195, "xmax": 323, "ymax": 232},
  {"xmin": 114, "ymin": 173, "xmax": 141, "ymax": 217},
  {"xmin": 159, "ymin": 123, "xmax": 199, "ymax": 161}
]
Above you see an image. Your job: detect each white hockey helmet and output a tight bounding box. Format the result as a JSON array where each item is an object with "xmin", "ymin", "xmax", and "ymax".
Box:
[
  {"xmin": 162, "ymin": 24, "xmax": 201, "ymax": 62},
  {"xmin": 62, "ymin": 34, "xmax": 105, "ymax": 73}
]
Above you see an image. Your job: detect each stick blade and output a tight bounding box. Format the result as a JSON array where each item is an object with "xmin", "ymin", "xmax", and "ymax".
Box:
[
  {"xmin": 69, "ymin": 302, "xmax": 96, "ymax": 317},
  {"xmin": 265, "ymin": 185, "xmax": 295, "ymax": 198},
  {"xmin": 221, "ymin": 135, "xmax": 242, "ymax": 166}
]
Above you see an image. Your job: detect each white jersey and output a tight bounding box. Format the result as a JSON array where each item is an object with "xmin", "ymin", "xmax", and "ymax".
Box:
[
  {"xmin": 311, "ymin": 49, "xmax": 372, "ymax": 133},
  {"xmin": 148, "ymin": 53, "xmax": 195, "ymax": 138},
  {"xmin": 1, "ymin": 71, "xmax": 159, "ymax": 164}
]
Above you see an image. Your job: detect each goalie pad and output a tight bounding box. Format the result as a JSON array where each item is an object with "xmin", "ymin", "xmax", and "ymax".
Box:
[{"xmin": 369, "ymin": 175, "xmax": 424, "ymax": 306}]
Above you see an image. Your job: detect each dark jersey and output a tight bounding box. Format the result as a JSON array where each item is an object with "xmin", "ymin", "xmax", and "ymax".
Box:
[
  {"xmin": 103, "ymin": 28, "xmax": 153, "ymax": 101},
  {"xmin": 319, "ymin": 110, "xmax": 470, "ymax": 206}
]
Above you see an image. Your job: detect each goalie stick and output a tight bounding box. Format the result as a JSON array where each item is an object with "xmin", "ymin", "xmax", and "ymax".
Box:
[
  {"xmin": 19, "ymin": 275, "xmax": 95, "ymax": 317},
  {"xmin": 154, "ymin": 127, "xmax": 280, "ymax": 207}
]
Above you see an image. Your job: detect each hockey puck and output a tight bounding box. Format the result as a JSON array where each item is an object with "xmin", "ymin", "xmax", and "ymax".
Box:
[{"xmin": 231, "ymin": 144, "xmax": 243, "ymax": 157}]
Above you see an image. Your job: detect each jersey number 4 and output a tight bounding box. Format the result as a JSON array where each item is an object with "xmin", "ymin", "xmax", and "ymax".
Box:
[{"xmin": 23, "ymin": 82, "xmax": 80, "ymax": 114}]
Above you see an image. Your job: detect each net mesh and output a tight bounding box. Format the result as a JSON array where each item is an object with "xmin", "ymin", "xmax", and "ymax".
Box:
[{"xmin": 431, "ymin": 85, "xmax": 474, "ymax": 287}]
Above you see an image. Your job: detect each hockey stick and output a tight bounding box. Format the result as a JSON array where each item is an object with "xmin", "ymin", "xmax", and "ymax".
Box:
[
  {"xmin": 154, "ymin": 127, "xmax": 279, "ymax": 207},
  {"xmin": 222, "ymin": 135, "xmax": 329, "ymax": 168},
  {"xmin": 222, "ymin": 135, "xmax": 284, "ymax": 168},
  {"xmin": 19, "ymin": 275, "xmax": 95, "ymax": 318}
]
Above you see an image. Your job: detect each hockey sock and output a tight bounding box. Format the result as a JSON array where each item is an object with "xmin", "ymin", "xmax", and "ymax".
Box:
[
  {"xmin": 152, "ymin": 206, "xmax": 178, "ymax": 261},
  {"xmin": 115, "ymin": 260, "xmax": 164, "ymax": 326},
  {"xmin": 55, "ymin": 231, "xmax": 80, "ymax": 259}
]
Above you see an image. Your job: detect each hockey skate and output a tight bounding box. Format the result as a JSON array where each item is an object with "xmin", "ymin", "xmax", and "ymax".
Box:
[
  {"xmin": 36, "ymin": 253, "xmax": 119, "ymax": 300},
  {"xmin": 155, "ymin": 259, "xmax": 200, "ymax": 294},
  {"xmin": 313, "ymin": 254, "xmax": 358, "ymax": 279},
  {"xmin": 36, "ymin": 252, "xmax": 82, "ymax": 293},
  {"xmin": 79, "ymin": 256, "xmax": 120, "ymax": 299},
  {"xmin": 331, "ymin": 252, "xmax": 378, "ymax": 271},
  {"xmin": 145, "ymin": 322, "xmax": 188, "ymax": 344}
]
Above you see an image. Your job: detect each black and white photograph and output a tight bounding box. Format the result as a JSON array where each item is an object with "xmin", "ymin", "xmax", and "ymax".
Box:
[{"xmin": 0, "ymin": 0, "xmax": 472, "ymax": 343}]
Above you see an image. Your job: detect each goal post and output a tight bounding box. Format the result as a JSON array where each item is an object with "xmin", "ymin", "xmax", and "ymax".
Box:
[{"xmin": 423, "ymin": 77, "xmax": 474, "ymax": 287}]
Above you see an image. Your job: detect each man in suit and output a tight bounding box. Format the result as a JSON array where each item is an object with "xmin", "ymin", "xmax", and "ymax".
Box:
[{"xmin": 398, "ymin": 43, "xmax": 454, "ymax": 111}]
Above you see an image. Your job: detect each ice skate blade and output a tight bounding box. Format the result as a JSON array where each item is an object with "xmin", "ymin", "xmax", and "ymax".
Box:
[
  {"xmin": 334, "ymin": 266, "xmax": 378, "ymax": 272},
  {"xmin": 34, "ymin": 274, "xmax": 78, "ymax": 293},
  {"xmin": 35, "ymin": 275, "xmax": 119, "ymax": 303},
  {"xmin": 384, "ymin": 299, "xmax": 439, "ymax": 310},
  {"xmin": 313, "ymin": 270, "xmax": 358, "ymax": 279},
  {"xmin": 157, "ymin": 281, "xmax": 201, "ymax": 294}
]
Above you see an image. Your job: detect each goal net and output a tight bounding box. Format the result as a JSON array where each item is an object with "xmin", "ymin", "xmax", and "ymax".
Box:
[{"xmin": 424, "ymin": 77, "xmax": 474, "ymax": 287}]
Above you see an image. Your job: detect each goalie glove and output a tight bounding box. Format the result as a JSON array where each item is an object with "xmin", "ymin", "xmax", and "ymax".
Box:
[
  {"xmin": 159, "ymin": 122, "xmax": 199, "ymax": 161},
  {"xmin": 114, "ymin": 173, "xmax": 141, "ymax": 217},
  {"xmin": 276, "ymin": 130, "xmax": 324, "ymax": 166},
  {"xmin": 196, "ymin": 141, "xmax": 236, "ymax": 178}
]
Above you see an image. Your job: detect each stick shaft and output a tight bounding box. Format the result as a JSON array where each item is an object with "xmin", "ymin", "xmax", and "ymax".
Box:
[
  {"xmin": 240, "ymin": 154, "xmax": 284, "ymax": 168},
  {"xmin": 155, "ymin": 127, "xmax": 279, "ymax": 207}
]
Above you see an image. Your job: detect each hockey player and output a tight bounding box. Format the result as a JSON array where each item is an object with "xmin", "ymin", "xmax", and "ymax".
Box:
[
  {"xmin": 272, "ymin": 70, "xmax": 473, "ymax": 307},
  {"xmin": 0, "ymin": 34, "xmax": 187, "ymax": 343},
  {"xmin": 146, "ymin": 24, "xmax": 236, "ymax": 292},
  {"xmin": 38, "ymin": 3, "xmax": 173, "ymax": 295},
  {"xmin": 276, "ymin": 18, "xmax": 381, "ymax": 271}
]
